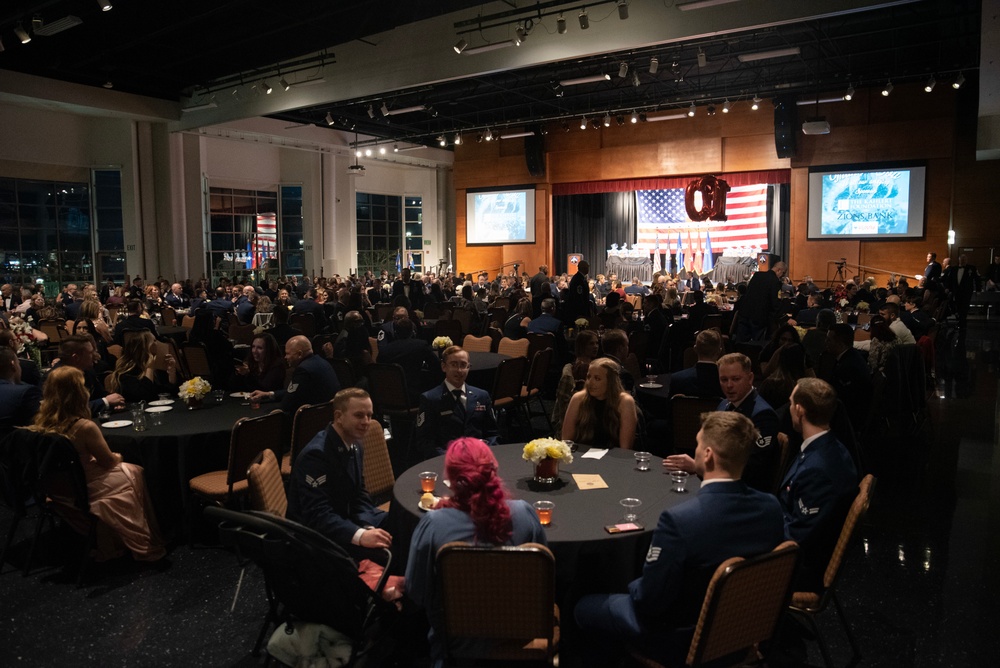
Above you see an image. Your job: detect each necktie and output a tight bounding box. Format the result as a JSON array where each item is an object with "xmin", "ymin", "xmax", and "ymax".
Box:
[
  {"xmin": 726, "ymin": 402, "xmax": 737, "ymax": 412},
  {"xmin": 452, "ymin": 389, "xmax": 466, "ymax": 418}
]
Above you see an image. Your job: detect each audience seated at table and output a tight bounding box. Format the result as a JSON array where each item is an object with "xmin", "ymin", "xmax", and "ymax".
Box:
[
  {"xmin": 72, "ymin": 299, "xmax": 115, "ymax": 367},
  {"xmin": 575, "ymin": 411, "xmax": 784, "ymax": 666},
  {"xmin": 377, "ymin": 317, "xmax": 439, "ymax": 403},
  {"xmin": 757, "ymin": 341, "xmax": 810, "ymax": 411},
  {"xmin": 414, "ymin": 346, "xmax": 498, "ymax": 461},
  {"xmin": 229, "ymin": 333, "xmax": 285, "ymax": 394},
  {"xmin": 405, "ymin": 436, "xmax": 547, "ymax": 663},
  {"xmin": 53, "ymin": 335, "xmax": 125, "ymax": 416},
  {"xmin": 669, "ymin": 328, "xmax": 724, "ymax": 399},
  {"xmin": 759, "ymin": 324, "xmax": 803, "ymax": 379},
  {"xmin": 600, "ymin": 328, "xmax": 639, "ymax": 394},
  {"xmin": 332, "ymin": 310, "xmax": 374, "ymax": 377},
  {"xmin": 822, "ymin": 323, "xmax": 874, "ymax": 431},
  {"xmin": 562, "ymin": 357, "xmax": 637, "ymax": 450},
  {"xmin": 0, "ymin": 329, "xmax": 41, "ymax": 387},
  {"xmin": 29, "ymin": 365, "xmax": 165, "ymax": 562},
  {"xmin": 108, "ymin": 330, "xmax": 179, "ymax": 403},
  {"xmin": 0, "ymin": 347, "xmax": 42, "ymax": 435},
  {"xmin": 802, "ymin": 308, "xmax": 836, "ymax": 369},
  {"xmin": 551, "ymin": 329, "xmax": 599, "ymax": 435},
  {"xmin": 112, "ymin": 299, "xmax": 157, "ymax": 346},
  {"xmin": 250, "ymin": 335, "xmax": 340, "ymax": 415},
  {"xmin": 502, "ymin": 297, "xmax": 533, "ymax": 340}
]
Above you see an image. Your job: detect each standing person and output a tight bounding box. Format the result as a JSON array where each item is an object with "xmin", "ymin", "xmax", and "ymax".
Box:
[
  {"xmin": 575, "ymin": 411, "xmax": 784, "ymax": 666},
  {"xmin": 392, "ymin": 268, "xmax": 425, "ymax": 312},
  {"xmin": 529, "ymin": 265, "xmax": 549, "ymax": 317},
  {"xmin": 405, "ymin": 437, "xmax": 547, "ymax": 663},
  {"xmin": 923, "ymin": 251, "xmax": 942, "ymax": 287},
  {"xmin": 29, "ymin": 366, "xmax": 165, "ymax": 562},
  {"xmin": 945, "ymin": 253, "xmax": 980, "ymax": 331},
  {"xmin": 564, "ymin": 260, "xmax": 592, "ymax": 323},
  {"xmin": 414, "ymin": 346, "xmax": 498, "ymax": 461},
  {"xmin": 249, "ymin": 335, "xmax": 340, "ymax": 416},
  {"xmin": 734, "ymin": 261, "xmax": 787, "ymax": 343}
]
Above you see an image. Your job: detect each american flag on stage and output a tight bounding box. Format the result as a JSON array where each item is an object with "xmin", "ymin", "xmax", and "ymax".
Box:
[
  {"xmin": 249, "ymin": 213, "xmax": 278, "ymax": 270},
  {"xmin": 636, "ymin": 184, "xmax": 769, "ymax": 255}
]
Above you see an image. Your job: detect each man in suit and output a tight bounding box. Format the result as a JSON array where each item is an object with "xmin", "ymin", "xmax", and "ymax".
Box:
[
  {"xmin": 205, "ymin": 287, "xmax": 236, "ymax": 326},
  {"xmin": 378, "ymin": 317, "xmax": 438, "ymax": 403},
  {"xmin": 576, "ymin": 411, "xmax": 785, "ymax": 666},
  {"xmin": 529, "ymin": 264, "xmax": 549, "ymax": 317},
  {"xmin": 293, "ymin": 287, "xmax": 329, "ymax": 333},
  {"xmin": 54, "ymin": 335, "xmax": 125, "ymax": 416},
  {"xmin": 734, "ymin": 261, "xmax": 786, "ymax": 343},
  {"xmin": 669, "ymin": 329, "xmax": 724, "ymax": 399},
  {"xmin": 163, "ymin": 282, "xmax": 190, "ymax": 309},
  {"xmin": 526, "ymin": 298, "xmax": 564, "ymax": 336},
  {"xmin": 112, "ymin": 299, "xmax": 158, "ymax": 345},
  {"xmin": 823, "ymin": 323, "xmax": 872, "ymax": 430},
  {"xmin": 249, "ymin": 335, "xmax": 340, "ymax": 416},
  {"xmin": 0, "ymin": 330, "xmax": 40, "ymax": 387},
  {"xmin": 564, "ymin": 260, "xmax": 592, "ymax": 323},
  {"xmin": 0, "ymin": 348, "xmax": 42, "ymax": 435},
  {"xmin": 923, "ymin": 251, "xmax": 942, "ymax": 287},
  {"xmin": 665, "ymin": 352, "xmax": 779, "ymax": 493},
  {"xmin": 286, "ymin": 388, "xmax": 392, "ymax": 562},
  {"xmin": 414, "ymin": 346, "xmax": 498, "ymax": 461},
  {"xmin": 781, "ymin": 377, "xmax": 858, "ymax": 592},
  {"xmin": 392, "ymin": 268, "xmax": 424, "ymax": 312},
  {"xmin": 1, "ymin": 284, "xmax": 15, "ymax": 312},
  {"xmin": 945, "ymin": 253, "xmax": 980, "ymax": 330}
]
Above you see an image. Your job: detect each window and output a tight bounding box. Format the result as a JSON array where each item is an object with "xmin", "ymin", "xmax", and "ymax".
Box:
[
  {"xmin": 207, "ymin": 186, "xmax": 303, "ymax": 281},
  {"xmin": 356, "ymin": 192, "xmax": 402, "ymax": 275},
  {"xmin": 93, "ymin": 169, "xmax": 126, "ymax": 284},
  {"xmin": 404, "ymin": 196, "xmax": 424, "ymax": 272}
]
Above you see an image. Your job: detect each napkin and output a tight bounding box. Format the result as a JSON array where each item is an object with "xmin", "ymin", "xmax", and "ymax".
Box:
[
  {"xmin": 581, "ymin": 448, "xmax": 609, "ymax": 459},
  {"xmin": 572, "ymin": 474, "xmax": 608, "ymax": 490}
]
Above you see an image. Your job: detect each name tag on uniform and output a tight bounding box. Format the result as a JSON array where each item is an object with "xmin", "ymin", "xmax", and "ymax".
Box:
[
  {"xmin": 474, "ymin": 404, "xmax": 486, "ymax": 412},
  {"xmin": 440, "ymin": 410, "xmax": 453, "ymax": 416}
]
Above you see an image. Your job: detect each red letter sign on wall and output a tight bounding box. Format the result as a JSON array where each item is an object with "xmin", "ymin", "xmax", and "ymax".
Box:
[{"xmin": 684, "ymin": 175, "xmax": 731, "ymax": 222}]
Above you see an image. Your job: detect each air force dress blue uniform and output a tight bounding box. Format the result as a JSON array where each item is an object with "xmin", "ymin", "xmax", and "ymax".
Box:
[
  {"xmin": 414, "ymin": 383, "xmax": 498, "ymax": 461},
  {"xmin": 718, "ymin": 390, "xmax": 780, "ymax": 493}
]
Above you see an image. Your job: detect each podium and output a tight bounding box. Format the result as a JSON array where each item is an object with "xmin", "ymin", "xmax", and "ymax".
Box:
[{"xmin": 567, "ymin": 253, "xmax": 584, "ymax": 276}]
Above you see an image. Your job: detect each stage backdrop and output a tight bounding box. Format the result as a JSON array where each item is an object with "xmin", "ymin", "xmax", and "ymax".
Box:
[{"xmin": 552, "ymin": 191, "xmax": 635, "ymax": 278}]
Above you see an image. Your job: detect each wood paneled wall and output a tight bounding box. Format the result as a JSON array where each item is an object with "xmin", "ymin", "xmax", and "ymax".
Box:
[{"xmin": 453, "ymin": 82, "xmax": 999, "ymax": 285}]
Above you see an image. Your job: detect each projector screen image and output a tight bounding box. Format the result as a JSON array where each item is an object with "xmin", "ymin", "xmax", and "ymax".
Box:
[
  {"xmin": 466, "ymin": 187, "xmax": 536, "ymax": 245},
  {"xmin": 807, "ymin": 163, "xmax": 926, "ymax": 240}
]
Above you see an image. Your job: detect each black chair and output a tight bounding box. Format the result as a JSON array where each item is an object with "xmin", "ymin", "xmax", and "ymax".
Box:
[
  {"xmin": 491, "ymin": 356, "xmax": 530, "ymax": 441},
  {"xmin": 366, "ymin": 363, "xmax": 421, "ymax": 464},
  {"xmin": 330, "ymin": 357, "xmax": 357, "ymax": 389},
  {"xmin": 205, "ymin": 507, "xmax": 397, "ymax": 661}
]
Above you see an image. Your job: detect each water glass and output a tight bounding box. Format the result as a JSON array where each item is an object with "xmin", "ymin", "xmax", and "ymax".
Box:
[
  {"xmin": 564, "ymin": 439, "xmax": 577, "ymax": 453},
  {"xmin": 158, "ymin": 393, "xmax": 171, "ymax": 402},
  {"xmin": 634, "ymin": 451, "xmax": 652, "ymax": 472},
  {"xmin": 212, "ymin": 389, "xmax": 225, "ymax": 405},
  {"xmin": 132, "ymin": 408, "xmax": 147, "ymax": 432},
  {"xmin": 150, "ymin": 411, "xmax": 165, "ymax": 428},
  {"xmin": 644, "ymin": 363, "xmax": 657, "ymax": 386},
  {"xmin": 670, "ymin": 470, "xmax": 690, "ymax": 493},
  {"xmin": 620, "ymin": 497, "xmax": 642, "ymax": 522},
  {"xmin": 533, "ymin": 500, "xmax": 554, "ymax": 526},
  {"xmin": 419, "ymin": 471, "xmax": 438, "ymax": 493}
]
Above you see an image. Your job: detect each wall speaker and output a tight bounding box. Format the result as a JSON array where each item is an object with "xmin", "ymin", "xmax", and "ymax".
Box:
[
  {"xmin": 773, "ymin": 96, "xmax": 797, "ymax": 159},
  {"xmin": 525, "ymin": 130, "xmax": 546, "ymax": 178}
]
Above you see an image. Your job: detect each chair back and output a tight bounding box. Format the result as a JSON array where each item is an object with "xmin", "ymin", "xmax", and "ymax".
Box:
[
  {"xmin": 368, "ymin": 337, "xmax": 379, "ymax": 363},
  {"xmin": 160, "ymin": 306, "xmax": 177, "ymax": 327},
  {"xmin": 289, "ymin": 312, "xmax": 317, "ymax": 338},
  {"xmin": 856, "ymin": 312, "xmax": 872, "ymax": 326},
  {"xmin": 290, "ymin": 401, "xmax": 335, "ymax": 469},
  {"xmin": 106, "ymin": 344, "xmax": 123, "ymax": 360},
  {"xmin": 701, "ymin": 313, "xmax": 723, "ymax": 332},
  {"xmin": 181, "ymin": 341, "xmax": 213, "ymax": 380},
  {"xmin": 682, "ymin": 346, "xmax": 697, "ymax": 369},
  {"xmin": 39, "ymin": 319, "xmax": 69, "ymax": 344},
  {"xmin": 374, "ymin": 303, "xmax": 394, "ymax": 323},
  {"xmin": 330, "ymin": 358, "xmax": 357, "ymax": 389},
  {"xmin": 493, "ymin": 297, "xmax": 511, "ymax": 310},
  {"xmin": 822, "ymin": 474, "xmax": 875, "ymax": 590},
  {"xmin": 150, "ymin": 339, "xmax": 175, "ymax": 372},
  {"xmin": 486, "ymin": 327, "xmax": 503, "ymax": 352},
  {"xmin": 181, "ymin": 314, "xmax": 196, "ymax": 329},
  {"xmin": 229, "ymin": 322, "xmax": 255, "ymax": 345},
  {"xmin": 626, "ymin": 294, "xmax": 643, "ymax": 310},
  {"xmin": 853, "ymin": 328, "xmax": 870, "ymax": 341},
  {"xmin": 361, "ymin": 419, "xmax": 395, "ymax": 508},
  {"xmin": 434, "ymin": 319, "xmax": 464, "ymax": 343},
  {"xmin": 526, "ymin": 332, "xmax": 555, "ymax": 360},
  {"xmin": 525, "ymin": 348, "xmax": 552, "ymax": 395},
  {"xmin": 366, "ymin": 364, "xmax": 417, "ymax": 413},
  {"xmin": 686, "ymin": 541, "xmax": 799, "ymax": 666},
  {"xmin": 498, "ymin": 337, "xmax": 529, "ymax": 358},
  {"xmin": 488, "ymin": 307, "xmax": 508, "ymax": 329},
  {"xmin": 227, "ymin": 410, "xmax": 284, "ymax": 491},
  {"xmin": 491, "ymin": 356, "xmax": 529, "ymax": 406},
  {"xmin": 247, "ymin": 449, "xmax": 287, "ymax": 517},
  {"xmin": 437, "ymin": 541, "xmax": 557, "ymax": 662},
  {"xmin": 462, "ymin": 334, "xmax": 492, "ymax": 352},
  {"xmin": 670, "ymin": 395, "xmax": 722, "ymax": 454},
  {"xmin": 452, "ymin": 308, "xmax": 474, "ymax": 335},
  {"xmin": 423, "ymin": 302, "xmax": 444, "ymax": 319}
]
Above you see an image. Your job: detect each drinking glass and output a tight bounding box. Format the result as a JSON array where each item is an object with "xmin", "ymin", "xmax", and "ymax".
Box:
[
  {"xmin": 620, "ymin": 497, "xmax": 642, "ymax": 522},
  {"xmin": 670, "ymin": 470, "xmax": 690, "ymax": 493},
  {"xmin": 212, "ymin": 389, "xmax": 225, "ymax": 405},
  {"xmin": 644, "ymin": 363, "xmax": 657, "ymax": 386},
  {"xmin": 634, "ymin": 451, "xmax": 652, "ymax": 472},
  {"xmin": 533, "ymin": 500, "xmax": 554, "ymax": 526},
  {"xmin": 150, "ymin": 411, "xmax": 165, "ymax": 428},
  {"xmin": 419, "ymin": 471, "xmax": 438, "ymax": 493},
  {"xmin": 564, "ymin": 439, "xmax": 577, "ymax": 453},
  {"xmin": 158, "ymin": 393, "xmax": 171, "ymax": 402}
]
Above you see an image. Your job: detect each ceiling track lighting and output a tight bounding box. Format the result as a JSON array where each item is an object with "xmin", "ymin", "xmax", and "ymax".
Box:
[
  {"xmin": 380, "ymin": 102, "xmax": 390, "ymax": 116},
  {"xmin": 615, "ymin": 114, "xmax": 624, "ymax": 126},
  {"xmin": 953, "ymin": 72, "xmax": 965, "ymax": 89},
  {"xmin": 513, "ymin": 24, "xmax": 527, "ymax": 46},
  {"xmin": 639, "ymin": 112, "xmax": 647, "ymax": 122},
  {"xmin": 630, "ymin": 110, "xmax": 639, "ymax": 124},
  {"xmin": 453, "ymin": 38, "xmax": 468, "ymax": 54},
  {"xmin": 367, "ymin": 105, "xmax": 375, "ymax": 119},
  {"xmin": 707, "ymin": 104, "xmax": 716, "ymax": 116},
  {"xmin": 618, "ymin": 62, "xmax": 628, "ymax": 78},
  {"xmin": 500, "ymin": 131, "xmax": 535, "ymax": 139},
  {"xmin": 15, "ymin": 22, "xmax": 30, "ymax": 44},
  {"xmin": 393, "ymin": 144, "xmax": 399, "ymax": 153},
  {"xmin": 579, "ymin": 9, "xmax": 589, "ymax": 30},
  {"xmin": 737, "ymin": 47, "xmax": 800, "ymax": 63},
  {"xmin": 384, "ymin": 104, "xmax": 428, "ymax": 116},
  {"xmin": 844, "ymin": 84, "xmax": 854, "ymax": 101},
  {"xmin": 722, "ymin": 99, "xmax": 730, "ymax": 113},
  {"xmin": 924, "ymin": 76, "xmax": 936, "ymax": 93},
  {"xmin": 697, "ymin": 48, "xmax": 707, "ymax": 68},
  {"xmin": 438, "ymin": 136, "xmax": 447, "ymax": 147},
  {"xmin": 617, "ymin": 1, "xmax": 629, "ymax": 20},
  {"xmin": 364, "ymin": 148, "xmax": 373, "ymax": 157},
  {"xmin": 751, "ymin": 95, "xmax": 761, "ymax": 111},
  {"xmin": 560, "ymin": 73, "xmax": 610, "ymax": 87},
  {"xmin": 484, "ymin": 129, "xmax": 494, "ymax": 141},
  {"xmin": 603, "ymin": 113, "xmax": 611, "ymax": 127},
  {"xmin": 881, "ymin": 80, "xmax": 893, "ymax": 96},
  {"xmin": 32, "ymin": 15, "xmax": 43, "ymax": 32},
  {"xmin": 262, "ymin": 80, "xmax": 273, "ymax": 94},
  {"xmin": 557, "ymin": 13, "xmax": 566, "ymax": 34},
  {"xmin": 379, "ymin": 146, "xmax": 387, "ymax": 155},
  {"xmin": 649, "ymin": 57, "xmax": 658, "ymax": 75},
  {"xmin": 580, "ymin": 117, "xmax": 588, "ymax": 130},
  {"xmin": 462, "ymin": 41, "xmax": 515, "ymax": 55},
  {"xmin": 632, "ymin": 70, "xmax": 640, "ymax": 87},
  {"xmin": 98, "ymin": 0, "xmax": 113, "ymax": 10},
  {"xmin": 103, "ymin": 80, "xmax": 113, "ymax": 89},
  {"xmin": 279, "ymin": 77, "xmax": 290, "ymax": 91},
  {"xmin": 325, "ymin": 112, "xmax": 335, "ymax": 126},
  {"xmin": 454, "ymin": 133, "xmax": 462, "ymax": 145},
  {"xmin": 688, "ymin": 102, "xmax": 696, "ymax": 117}
]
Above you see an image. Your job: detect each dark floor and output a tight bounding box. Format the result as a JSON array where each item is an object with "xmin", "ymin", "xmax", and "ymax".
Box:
[{"xmin": 2, "ymin": 320, "xmax": 999, "ymax": 667}]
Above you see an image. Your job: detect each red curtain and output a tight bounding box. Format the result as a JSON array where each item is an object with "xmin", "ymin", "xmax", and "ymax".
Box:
[{"xmin": 551, "ymin": 169, "xmax": 790, "ymax": 196}]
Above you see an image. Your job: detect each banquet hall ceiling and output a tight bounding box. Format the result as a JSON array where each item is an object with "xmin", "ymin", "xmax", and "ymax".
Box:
[{"xmin": 0, "ymin": 0, "xmax": 982, "ymax": 148}]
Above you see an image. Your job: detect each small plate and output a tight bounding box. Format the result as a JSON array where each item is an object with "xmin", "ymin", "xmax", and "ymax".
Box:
[
  {"xmin": 103, "ymin": 420, "xmax": 133, "ymax": 429},
  {"xmin": 145, "ymin": 406, "xmax": 173, "ymax": 413},
  {"xmin": 148, "ymin": 399, "xmax": 174, "ymax": 406},
  {"xmin": 230, "ymin": 392, "xmax": 249, "ymax": 398},
  {"xmin": 639, "ymin": 382, "xmax": 663, "ymax": 389},
  {"xmin": 418, "ymin": 495, "xmax": 441, "ymax": 512}
]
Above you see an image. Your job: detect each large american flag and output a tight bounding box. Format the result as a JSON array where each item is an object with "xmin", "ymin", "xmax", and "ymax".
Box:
[{"xmin": 636, "ymin": 184, "xmax": 769, "ymax": 254}]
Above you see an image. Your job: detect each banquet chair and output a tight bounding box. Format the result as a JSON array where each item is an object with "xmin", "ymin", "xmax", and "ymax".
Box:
[
  {"xmin": 368, "ymin": 337, "xmax": 379, "ymax": 363},
  {"xmin": 486, "ymin": 326, "xmax": 503, "ymax": 352},
  {"xmin": 629, "ymin": 541, "xmax": 799, "ymax": 668},
  {"xmin": 361, "ymin": 419, "xmax": 395, "ymax": 510},
  {"xmin": 181, "ymin": 315, "xmax": 196, "ymax": 329},
  {"xmin": 38, "ymin": 319, "xmax": 69, "ymax": 344},
  {"xmin": 289, "ymin": 312, "xmax": 317, "ymax": 338},
  {"xmin": 434, "ymin": 318, "xmax": 464, "ymax": 344},
  {"xmin": 670, "ymin": 395, "xmax": 722, "ymax": 455},
  {"xmin": 181, "ymin": 341, "xmax": 213, "ymax": 381},
  {"xmin": 701, "ymin": 313, "xmax": 723, "ymax": 332},
  {"xmin": 462, "ymin": 334, "xmax": 492, "ymax": 352},
  {"xmin": 189, "ymin": 410, "xmax": 285, "ymax": 509},
  {"xmin": 229, "ymin": 322, "xmax": 255, "ymax": 346},
  {"xmin": 106, "ymin": 344, "xmax": 123, "ymax": 360},
  {"xmin": 853, "ymin": 328, "xmax": 870, "ymax": 342},
  {"xmin": 282, "ymin": 400, "xmax": 335, "ymax": 478},
  {"xmin": 452, "ymin": 308, "xmax": 474, "ymax": 335},
  {"xmin": 788, "ymin": 475, "xmax": 876, "ymax": 668},
  {"xmin": 330, "ymin": 357, "xmax": 357, "ymax": 389},
  {"xmin": 437, "ymin": 541, "xmax": 559, "ymax": 665},
  {"xmin": 520, "ymin": 348, "xmax": 553, "ymax": 434},
  {"xmin": 206, "ymin": 507, "xmax": 397, "ymax": 662},
  {"xmin": 498, "ymin": 336, "xmax": 529, "ymax": 358},
  {"xmin": 247, "ymin": 449, "xmax": 287, "ymax": 518},
  {"xmin": 526, "ymin": 331, "xmax": 555, "ymax": 360},
  {"xmin": 160, "ymin": 305, "xmax": 177, "ymax": 327},
  {"xmin": 491, "ymin": 356, "xmax": 530, "ymax": 441},
  {"xmin": 365, "ymin": 364, "xmax": 420, "ymax": 462}
]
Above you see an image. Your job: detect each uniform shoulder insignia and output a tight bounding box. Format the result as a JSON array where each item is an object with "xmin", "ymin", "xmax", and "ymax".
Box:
[
  {"xmin": 646, "ymin": 546, "xmax": 662, "ymax": 563},
  {"xmin": 797, "ymin": 497, "xmax": 819, "ymax": 515},
  {"xmin": 756, "ymin": 435, "xmax": 772, "ymax": 448},
  {"xmin": 287, "ymin": 382, "xmax": 299, "ymax": 393},
  {"xmin": 416, "ymin": 412, "xmax": 425, "ymax": 427},
  {"xmin": 305, "ymin": 474, "xmax": 327, "ymax": 488},
  {"xmin": 377, "ymin": 330, "xmax": 385, "ymax": 341}
]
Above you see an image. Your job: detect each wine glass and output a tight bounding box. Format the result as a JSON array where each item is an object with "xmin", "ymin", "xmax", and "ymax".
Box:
[{"xmin": 620, "ymin": 497, "xmax": 642, "ymax": 522}]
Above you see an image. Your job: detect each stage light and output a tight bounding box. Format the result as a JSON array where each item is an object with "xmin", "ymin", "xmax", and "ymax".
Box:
[
  {"xmin": 722, "ymin": 99, "xmax": 730, "ymax": 113},
  {"xmin": 649, "ymin": 57, "xmax": 658, "ymax": 74},
  {"xmin": 881, "ymin": 80, "xmax": 893, "ymax": 96},
  {"xmin": 953, "ymin": 72, "xmax": 965, "ymax": 89},
  {"xmin": 279, "ymin": 77, "xmax": 290, "ymax": 91},
  {"xmin": 631, "ymin": 110, "xmax": 638, "ymax": 124},
  {"xmin": 618, "ymin": 62, "xmax": 628, "ymax": 78},
  {"xmin": 557, "ymin": 13, "xmax": 567, "ymax": 34},
  {"xmin": 454, "ymin": 133, "xmax": 462, "ymax": 145},
  {"xmin": 262, "ymin": 80, "xmax": 273, "ymax": 94},
  {"xmin": 580, "ymin": 117, "xmax": 587, "ymax": 130},
  {"xmin": 579, "ymin": 9, "xmax": 589, "ymax": 29},
  {"xmin": 15, "ymin": 23, "xmax": 30, "ymax": 44},
  {"xmin": 367, "ymin": 105, "xmax": 375, "ymax": 119},
  {"xmin": 617, "ymin": 0, "xmax": 629, "ymax": 20},
  {"xmin": 688, "ymin": 102, "xmax": 696, "ymax": 117},
  {"xmin": 844, "ymin": 84, "xmax": 854, "ymax": 101},
  {"xmin": 751, "ymin": 95, "xmax": 761, "ymax": 111},
  {"xmin": 924, "ymin": 76, "xmax": 936, "ymax": 92},
  {"xmin": 453, "ymin": 38, "xmax": 467, "ymax": 54},
  {"xmin": 325, "ymin": 112, "xmax": 335, "ymax": 126},
  {"xmin": 603, "ymin": 113, "xmax": 611, "ymax": 127}
]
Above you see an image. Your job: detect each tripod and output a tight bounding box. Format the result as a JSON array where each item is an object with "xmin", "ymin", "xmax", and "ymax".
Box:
[{"xmin": 833, "ymin": 262, "xmax": 848, "ymax": 283}]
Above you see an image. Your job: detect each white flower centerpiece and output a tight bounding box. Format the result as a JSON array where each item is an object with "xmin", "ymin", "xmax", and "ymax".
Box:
[
  {"xmin": 522, "ymin": 437, "xmax": 574, "ymax": 484},
  {"xmin": 178, "ymin": 376, "xmax": 212, "ymax": 409},
  {"xmin": 432, "ymin": 336, "xmax": 453, "ymax": 352}
]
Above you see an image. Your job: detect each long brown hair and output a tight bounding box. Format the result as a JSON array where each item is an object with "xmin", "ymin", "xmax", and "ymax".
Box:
[
  {"xmin": 573, "ymin": 357, "xmax": 626, "ymax": 447},
  {"xmin": 30, "ymin": 366, "xmax": 90, "ymax": 434},
  {"xmin": 110, "ymin": 330, "xmax": 155, "ymax": 391}
]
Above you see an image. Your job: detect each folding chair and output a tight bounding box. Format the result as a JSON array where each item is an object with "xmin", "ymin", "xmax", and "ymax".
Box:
[
  {"xmin": 330, "ymin": 357, "xmax": 357, "ymax": 389},
  {"xmin": 289, "ymin": 312, "xmax": 317, "ymax": 338},
  {"xmin": 520, "ymin": 348, "xmax": 553, "ymax": 434},
  {"xmin": 229, "ymin": 322, "xmax": 255, "ymax": 346},
  {"xmin": 181, "ymin": 341, "xmax": 213, "ymax": 381},
  {"xmin": 437, "ymin": 541, "xmax": 559, "ymax": 664}
]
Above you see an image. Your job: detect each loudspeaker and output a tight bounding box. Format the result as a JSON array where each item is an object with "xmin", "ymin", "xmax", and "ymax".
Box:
[
  {"xmin": 525, "ymin": 129, "xmax": 546, "ymax": 178},
  {"xmin": 773, "ymin": 96, "xmax": 797, "ymax": 159}
]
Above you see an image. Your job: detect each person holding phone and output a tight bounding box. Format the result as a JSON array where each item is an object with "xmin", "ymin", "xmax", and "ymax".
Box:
[{"xmin": 231, "ymin": 333, "xmax": 285, "ymax": 393}]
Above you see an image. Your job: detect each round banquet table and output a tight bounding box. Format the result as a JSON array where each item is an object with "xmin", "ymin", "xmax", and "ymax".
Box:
[
  {"xmin": 156, "ymin": 325, "xmax": 190, "ymax": 344},
  {"xmin": 100, "ymin": 396, "xmax": 261, "ymax": 535},
  {"xmin": 464, "ymin": 350, "xmax": 508, "ymax": 390}
]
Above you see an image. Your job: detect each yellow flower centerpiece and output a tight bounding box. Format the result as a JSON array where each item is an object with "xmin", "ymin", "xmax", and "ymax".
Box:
[
  {"xmin": 432, "ymin": 336, "xmax": 453, "ymax": 350},
  {"xmin": 178, "ymin": 376, "xmax": 212, "ymax": 409},
  {"xmin": 574, "ymin": 318, "xmax": 590, "ymax": 329},
  {"xmin": 523, "ymin": 437, "xmax": 573, "ymax": 484}
]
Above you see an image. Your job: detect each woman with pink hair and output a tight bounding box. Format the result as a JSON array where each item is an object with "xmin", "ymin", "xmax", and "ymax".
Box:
[{"xmin": 405, "ymin": 437, "xmax": 547, "ymax": 662}]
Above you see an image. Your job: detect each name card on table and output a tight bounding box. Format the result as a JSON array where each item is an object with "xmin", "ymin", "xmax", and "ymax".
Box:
[{"xmin": 573, "ymin": 474, "xmax": 609, "ymax": 490}]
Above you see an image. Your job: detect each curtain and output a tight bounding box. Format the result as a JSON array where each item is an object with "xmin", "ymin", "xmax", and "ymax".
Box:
[
  {"xmin": 766, "ymin": 184, "xmax": 791, "ymax": 264},
  {"xmin": 553, "ymin": 192, "xmax": 636, "ymax": 277}
]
